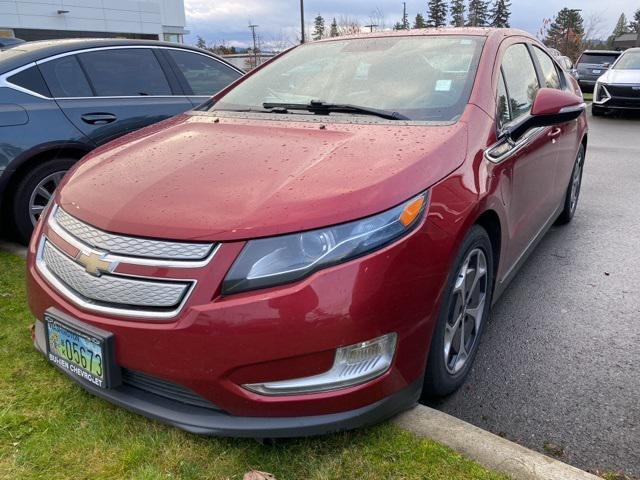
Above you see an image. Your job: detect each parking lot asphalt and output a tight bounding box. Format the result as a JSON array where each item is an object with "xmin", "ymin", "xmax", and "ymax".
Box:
[{"xmin": 425, "ymin": 111, "xmax": 640, "ymax": 477}]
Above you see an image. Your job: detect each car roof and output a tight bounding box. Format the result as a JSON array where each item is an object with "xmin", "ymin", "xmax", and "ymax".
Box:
[
  {"xmin": 580, "ymin": 50, "xmax": 621, "ymax": 55},
  {"xmin": 313, "ymin": 27, "xmax": 535, "ymax": 43},
  {"xmin": 0, "ymin": 38, "xmax": 240, "ymax": 74}
]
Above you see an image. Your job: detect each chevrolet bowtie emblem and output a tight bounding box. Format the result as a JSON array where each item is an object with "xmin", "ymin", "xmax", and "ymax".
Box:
[{"xmin": 76, "ymin": 251, "xmax": 113, "ymax": 277}]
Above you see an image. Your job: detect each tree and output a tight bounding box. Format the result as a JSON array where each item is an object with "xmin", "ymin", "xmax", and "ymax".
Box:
[
  {"xmin": 427, "ymin": 0, "xmax": 448, "ymax": 27},
  {"xmin": 467, "ymin": 0, "xmax": 490, "ymax": 27},
  {"xmin": 490, "ymin": 0, "xmax": 511, "ymax": 28},
  {"xmin": 450, "ymin": 0, "xmax": 466, "ymax": 27},
  {"xmin": 414, "ymin": 13, "xmax": 427, "ymax": 29},
  {"xmin": 312, "ymin": 14, "xmax": 325, "ymax": 41},
  {"xmin": 329, "ymin": 18, "xmax": 339, "ymax": 37},
  {"xmin": 195, "ymin": 35, "xmax": 207, "ymax": 49},
  {"xmin": 607, "ymin": 13, "xmax": 629, "ymax": 47},
  {"xmin": 545, "ymin": 8, "xmax": 584, "ymax": 60},
  {"xmin": 630, "ymin": 8, "xmax": 640, "ymax": 33}
]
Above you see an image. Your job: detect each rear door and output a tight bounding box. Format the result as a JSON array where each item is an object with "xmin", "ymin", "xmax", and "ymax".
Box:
[
  {"xmin": 531, "ymin": 45, "xmax": 580, "ymax": 202},
  {"xmin": 38, "ymin": 47, "xmax": 194, "ymax": 146},
  {"xmin": 161, "ymin": 49, "xmax": 242, "ymax": 106}
]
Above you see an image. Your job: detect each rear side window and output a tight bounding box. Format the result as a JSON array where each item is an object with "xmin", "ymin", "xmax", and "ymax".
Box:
[
  {"xmin": 39, "ymin": 56, "xmax": 93, "ymax": 98},
  {"xmin": 167, "ymin": 50, "xmax": 240, "ymax": 95},
  {"xmin": 533, "ymin": 47, "xmax": 561, "ymax": 90},
  {"xmin": 77, "ymin": 48, "xmax": 171, "ymax": 96},
  {"xmin": 7, "ymin": 66, "xmax": 51, "ymax": 97},
  {"xmin": 501, "ymin": 44, "xmax": 540, "ymax": 122}
]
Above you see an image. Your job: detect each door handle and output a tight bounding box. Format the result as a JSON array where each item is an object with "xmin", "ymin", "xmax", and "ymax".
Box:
[
  {"xmin": 548, "ymin": 127, "xmax": 562, "ymax": 139},
  {"xmin": 81, "ymin": 113, "xmax": 117, "ymax": 125}
]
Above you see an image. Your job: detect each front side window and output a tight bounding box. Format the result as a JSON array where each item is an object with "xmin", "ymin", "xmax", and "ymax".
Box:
[
  {"xmin": 533, "ymin": 47, "xmax": 561, "ymax": 89},
  {"xmin": 613, "ymin": 51, "xmax": 640, "ymax": 70},
  {"xmin": 76, "ymin": 48, "xmax": 171, "ymax": 96},
  {"xmin": 501, "ymin": 44, "xmax": 539, "ymax": 122},
  {"xmin": 168, "ymin": 50, "xmax": 241, "ymax": 96},
  {"xmin": 208, "ymin": 36, "xmax": 485, "ymax": 122},
  {"xmin": 39, "ymin": 56, "xmax": 93, "ymax": 98}
]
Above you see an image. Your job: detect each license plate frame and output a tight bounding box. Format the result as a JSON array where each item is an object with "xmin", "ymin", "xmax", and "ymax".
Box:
[{"xmin": 45, "ymin": 310, "xmax": 121, "ymax": 389}]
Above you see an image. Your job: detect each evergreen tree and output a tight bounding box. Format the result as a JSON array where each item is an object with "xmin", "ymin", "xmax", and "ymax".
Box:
[
  {"xmin": 414, "ymin": 13, "xmax": 427, "ymax": 28},
  {"xmin": 329, "ymin": 18, "xmax": 339, "ymax": 37},
  {"xmin": 312, "ymin": 14, "xmax": 325, "ymax": 41},
  {"xmin": 195, "ymin": 35, "xmax": 207, "ymax": 49},
  {"xmin": 427, "ymin": 0, "xmax": 448, "ymax": 27},
  {"xmin": 467, "ymin": 0, "xmax": 490, "ymax": 27},
  {"xmin": 490, "ymin": 0, "xmax": 511, "ymax": 28},
  {"xmin": 630, "ymin": 8, "xmax": 640, "ymax": 33},
  {"xmin": 608, "ymin": 13, "xmax": 630, "ymax": 47},
  {"xmin": 545, "ymin": 8, "xmax": 584, "ymax": 59},
  {"xmin": 450, "ymin": 0, "xmax": 466, "ymax": 27}
]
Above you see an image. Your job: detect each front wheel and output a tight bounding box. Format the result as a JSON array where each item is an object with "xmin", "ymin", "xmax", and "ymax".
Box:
[
  {"xmin": 423, "ymin": 225, "xmax": 494, "ymax": 397},
  {"xmin": 11, "ymin": 158, "xmax": 75, "ymax": 244},
  {"xmin": 556, "ymin": 144, "xmax": 585, "ymax": 225}
]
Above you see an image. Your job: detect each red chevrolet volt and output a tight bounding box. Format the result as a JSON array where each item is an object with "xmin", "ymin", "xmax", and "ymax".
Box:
[{"xmin": 27, "ymin": 28, "xmax": 587, "ymax": 437}]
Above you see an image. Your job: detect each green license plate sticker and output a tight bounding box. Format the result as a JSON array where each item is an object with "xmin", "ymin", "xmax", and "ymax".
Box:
[{"xmin": 47, "ymin": 319, "xmax": 106, "ymax": 388}]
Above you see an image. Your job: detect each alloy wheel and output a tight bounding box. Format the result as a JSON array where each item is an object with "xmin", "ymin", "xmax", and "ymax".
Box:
[
  {"xmin": 444, "ymin": 248, "xmax": 488, "ymax": 375},
  {"xmin": 28, "ymin": 171, "xmax": 66, "ymax": 226},
  {"xmin": 569, "ymin": 150, "xmax": 584, "ymax": 213}
]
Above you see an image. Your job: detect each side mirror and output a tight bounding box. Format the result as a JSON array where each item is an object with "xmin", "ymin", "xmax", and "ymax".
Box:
[{"xmin": 506, "ymin": 88, "xmax": 585, "ymax": 140}]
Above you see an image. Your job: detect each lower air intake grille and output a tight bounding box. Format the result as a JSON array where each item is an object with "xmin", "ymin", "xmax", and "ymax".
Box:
[{"xmin": 122, "ymin": 369, "xmax": 220, "ymax": 410}]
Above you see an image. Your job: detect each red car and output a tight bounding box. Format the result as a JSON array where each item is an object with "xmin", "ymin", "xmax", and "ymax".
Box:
[{"xmin": 26, "ymin": 28, "xmax": 587, "ymax": 437}]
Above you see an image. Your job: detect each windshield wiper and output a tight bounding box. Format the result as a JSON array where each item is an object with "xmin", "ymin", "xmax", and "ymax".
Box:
[{"xmin": 262, "ymin": 100, "xmax": 409, "ymax": 120}]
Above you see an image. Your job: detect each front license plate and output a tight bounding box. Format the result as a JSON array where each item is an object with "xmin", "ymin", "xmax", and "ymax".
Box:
[
  {"xmin": 592, "ymin": 69, "xmax": 601, "ymax": 74},
  {"xmin": 45, "ymin": 313, "xmax": 117, "ymax": 389}
]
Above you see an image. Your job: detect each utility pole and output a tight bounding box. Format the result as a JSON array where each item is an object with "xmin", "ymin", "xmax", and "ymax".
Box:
[
  {"xmin": 403, "ymin": 2, "xmax": 407, "ymax": 29},
  {"xmin": 300, "ymin": 0, "xmax": 305, "ymax": 43},
  {"xmin": 248, "ymin": 24, "xmax": 259, "ymax": 69}
]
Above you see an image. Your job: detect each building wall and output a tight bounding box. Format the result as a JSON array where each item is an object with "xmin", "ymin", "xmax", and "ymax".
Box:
[{"xmin": 0, "ymin": 0, "xmax": 186, "ymax": 41}]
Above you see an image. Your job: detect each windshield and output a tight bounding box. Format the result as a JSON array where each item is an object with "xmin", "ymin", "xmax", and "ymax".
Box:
[
  {"xmin": 578, "ymin": 53, "xmax": 619, "ymax": 65},
  {"xmin": 614, "ymin": 51, "xmax": 640, "ymax": 70},
  {"xmin": 207, "ymin": 35, "xmax": 485, "ymax": 122}
]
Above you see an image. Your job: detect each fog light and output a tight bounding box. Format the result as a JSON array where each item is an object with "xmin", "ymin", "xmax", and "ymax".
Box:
[{"xmin": 243, "ymin": 333, "xmax": 397, "ymax": 396}]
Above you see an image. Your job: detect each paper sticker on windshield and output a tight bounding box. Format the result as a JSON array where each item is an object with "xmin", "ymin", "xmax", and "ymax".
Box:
[{"xmin": 435, "ymin": 80, "xmax": 453, "ymax": 92}]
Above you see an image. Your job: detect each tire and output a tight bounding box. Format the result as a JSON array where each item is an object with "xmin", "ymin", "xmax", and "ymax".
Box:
[
  {"xmin": 423, "ymin": 225, "xmax": 494, "ymax": 397},
  {"xmin": 11, "ymin": 158, "xmax": 75, "ymax": 244},
  {"xmin": 556, "ymin": 144, "xmax": 585, "ymax": 225},
  {"xmin": 591, "ymin": 105, "xmax": 605, "ymax": 117}
]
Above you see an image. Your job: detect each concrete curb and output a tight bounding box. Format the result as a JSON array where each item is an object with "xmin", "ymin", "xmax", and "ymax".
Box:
[
  {"xmin": 394, "ymin": 405, "xmax": 601, "ymax": 480},
  {"xmin": 0, "ymin": 241, "xmax": 27, "ymax": 259}
]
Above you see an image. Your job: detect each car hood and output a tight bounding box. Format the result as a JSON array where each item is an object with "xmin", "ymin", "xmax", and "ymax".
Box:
[
  {"xmin": 57, "ymin": 113, "xmax": 468, "ymax": 242},
  {"xmin": 599, "ymin": 69, "xmax": 640, "ymax": 84}
]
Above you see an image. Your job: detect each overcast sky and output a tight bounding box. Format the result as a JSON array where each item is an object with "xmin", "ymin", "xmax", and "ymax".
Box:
[{"xmin": 184, "ymin": 0, "xmax": 639, "ymax": 49}]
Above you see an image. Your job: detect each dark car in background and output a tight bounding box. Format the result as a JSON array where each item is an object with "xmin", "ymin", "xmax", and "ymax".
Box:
[
  {"xmin": 573, "ymin": 50, "xmax": 622, "ymax": 92},
  {"xmin": 0, "ymin": 39, "xmax": 243, "ymax": 243},
  {"xmin": 593, "ymin": 48, "xmax": 640, "ymax": 116}
]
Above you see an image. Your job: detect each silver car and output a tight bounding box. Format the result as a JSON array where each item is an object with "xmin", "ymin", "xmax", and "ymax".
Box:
[{"xmin": 593, "ymin": 48, "xmax": 640, "ymax": 116}]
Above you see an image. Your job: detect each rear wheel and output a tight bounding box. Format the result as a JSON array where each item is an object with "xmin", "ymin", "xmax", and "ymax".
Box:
[
  {"xmin": 11, "ymin": 158, "xmax": 75, "ymax": 244},
  {"xmin": 423, "ymin": 225, "xmax": 494, "ymax": 397},
  {"xmin": 556, "ymin": 144, "xmax": 585, "ymax": 225}
]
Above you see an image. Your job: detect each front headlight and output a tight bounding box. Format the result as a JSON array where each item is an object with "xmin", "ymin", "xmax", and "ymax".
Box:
[{"xmin": 222, "ymin": 192, "xmax": 428, "ymax": 294}]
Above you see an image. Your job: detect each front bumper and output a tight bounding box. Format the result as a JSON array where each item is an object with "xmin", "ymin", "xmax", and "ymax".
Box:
[
  {"xmin": 27, "ymin": 207, "xmax": 447, "ymax": 436},
  {"xmin": 33, "ymin": 320, "xmax": 421, "ymax": 437}
]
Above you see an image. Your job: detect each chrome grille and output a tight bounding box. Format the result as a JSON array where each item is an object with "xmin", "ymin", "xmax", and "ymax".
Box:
[
  {"xmin": 55, "ymin": 207, "xmax": 214, "ymax": 260},
  {"xmin": 42, "ymin": 241, "xmax": 190, "ymax": 309}
]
